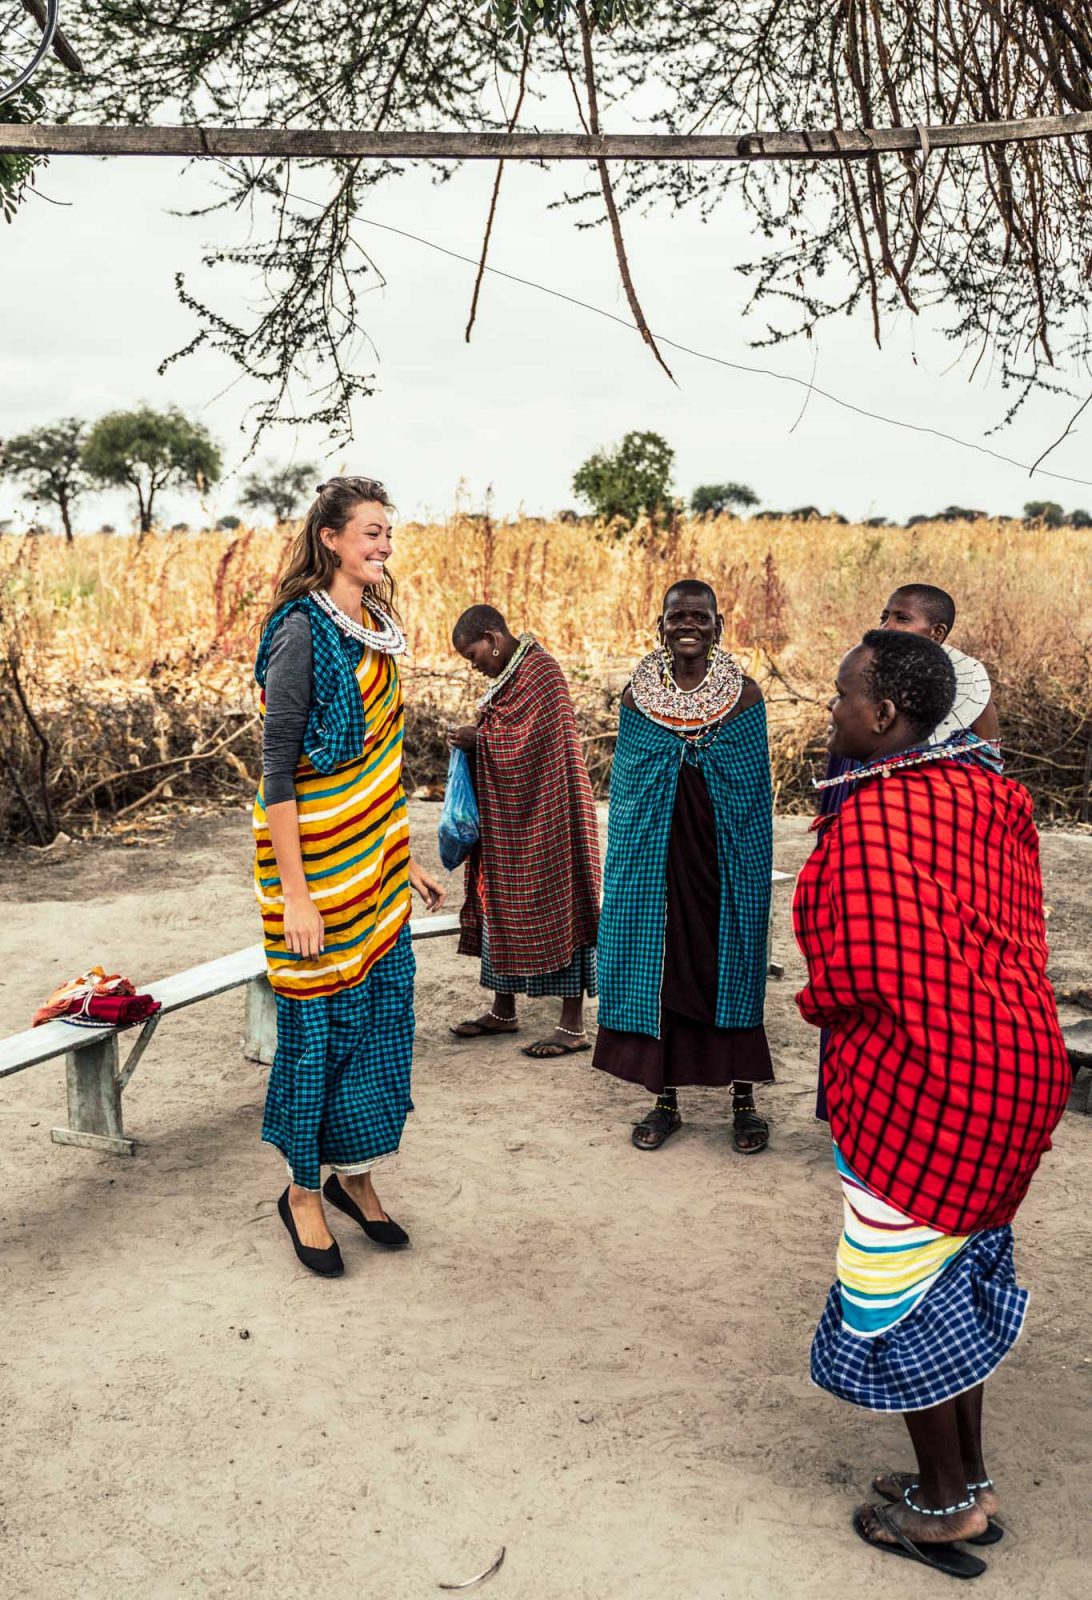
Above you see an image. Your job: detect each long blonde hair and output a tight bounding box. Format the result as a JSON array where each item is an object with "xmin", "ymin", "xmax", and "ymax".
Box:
[{"xmin": 260, "ymin": 475, "xmax": 399, "ymax": 634}]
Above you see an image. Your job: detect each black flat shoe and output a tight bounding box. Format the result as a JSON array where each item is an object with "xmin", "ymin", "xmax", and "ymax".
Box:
[
  {"xmin": 323, "ymin": 1173, "xmax": 410, "ymax": 1250},
  {"xmin": 277, "ymin": 1188, "xmax": 344, "ymax": 1277}
]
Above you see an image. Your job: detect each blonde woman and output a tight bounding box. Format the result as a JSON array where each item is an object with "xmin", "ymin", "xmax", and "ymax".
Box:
[{"xmin": 253, "ymin": 477, "xmax": 445, "ymax": 1277}]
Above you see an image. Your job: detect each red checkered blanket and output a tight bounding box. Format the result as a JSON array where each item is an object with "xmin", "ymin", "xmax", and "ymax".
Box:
[
  {"xmin": 793, "ymin": 762, "xmax": 1070, "ymax": 1234},
  {"xmin": 459, "ymin": 644, "xmax": 601, "ymax": 975}
]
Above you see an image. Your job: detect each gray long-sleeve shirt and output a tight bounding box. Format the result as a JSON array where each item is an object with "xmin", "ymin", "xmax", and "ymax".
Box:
[{"xmin": 261, "ymin": 610, "xmax": 315, "ymax": 805}]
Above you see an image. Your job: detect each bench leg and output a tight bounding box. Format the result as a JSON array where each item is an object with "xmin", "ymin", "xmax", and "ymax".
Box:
[
  {"xmin": 766, "ymin": 898, "xmax": 784, "ymax": 981},
  {"xmin": 51, "ymin": 1036, "xmax": 135, "ymax": 1156},
  {"xmin": 243, "ymin": 974, "xmax": 278, "ymax": 1065}
]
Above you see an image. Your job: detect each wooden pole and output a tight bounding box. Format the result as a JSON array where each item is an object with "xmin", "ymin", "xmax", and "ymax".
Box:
[
  {"xmin": 19, "ymin": 0, "xmax": 84, "ymax": 76},
  {"xmin": 2, "ymin": 114, "xmax": 1092, "ymax": 162}
]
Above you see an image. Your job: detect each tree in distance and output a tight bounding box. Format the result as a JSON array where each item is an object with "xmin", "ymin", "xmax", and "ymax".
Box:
[
  {"xmin": 0, "ymin": 418, "xmax": 89, "ymax": 542},
  {"xmin": 572, "ymin": 431, "xmax": 675, "ymax": 527},
  {"xmin": 1023, "ymin": 500, "xmax": 1066, "ymax": 527},
  {"xmin": 240, "ymin": 461, "xmax": 319, "ymax": 525},
  {"xmin": 216, "ymin": 514, "xmax": 242, "ymax": 531},
  {"xmin": 907, "ymin": 505, "xmax": 988, "ymax": 526},
  {"xmin": 81, "ymin": 407, "xmax": 222, "ymax": 535},
  {"xmin": 690, "ymin": 482, "xmax": 759, "ymax": 516}
]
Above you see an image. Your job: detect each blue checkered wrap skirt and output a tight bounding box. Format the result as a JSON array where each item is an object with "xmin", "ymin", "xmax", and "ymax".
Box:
[
  {"xmin": 598, "ymin": 700, "xmax": 772, "ymax": 1036},
  {"xmin": 811, "ymin": 1224, "xmax": 1028, "ymax": 1412},
  {"xmin": 262, "ymin": 924, "xmax": 416, "ymax": 1190},
  {"xmin": 480, "ymin": 921, "xmax": 597, "ymax": 998}
]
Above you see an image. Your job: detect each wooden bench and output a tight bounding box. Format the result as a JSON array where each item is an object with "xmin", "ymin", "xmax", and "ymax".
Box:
[
  {"xmin": 0, "ymin": 869, "xmax": 794, "ymax": 1159},
  {"xmin": 0, "ymin": 914, "xmax": 461, "ymax": 1157}
]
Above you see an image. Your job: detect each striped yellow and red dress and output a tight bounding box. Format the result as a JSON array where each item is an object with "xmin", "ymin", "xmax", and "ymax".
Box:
[{"xmin": 253, "ymin": 625, "xmax": 416, "ymax": 1190}]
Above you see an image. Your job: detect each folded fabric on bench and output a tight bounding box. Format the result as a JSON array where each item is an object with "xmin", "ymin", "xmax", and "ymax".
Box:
[{"xmin": 33, "ymin": 968, "xmax": 161, "ymax": 1030}]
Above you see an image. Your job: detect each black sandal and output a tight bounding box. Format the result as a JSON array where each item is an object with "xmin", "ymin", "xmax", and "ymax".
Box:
[
  {"xmin": 731, "ymin": 1092, "xmax": 769, "ymax": 1155},
  {"xmin": 631, "ymin": 1105, "xmax": 682, "ymax": 1150},
  {"xmin": 852, "ymin": 1504, "xmax": 987, "ymax": 1580}
]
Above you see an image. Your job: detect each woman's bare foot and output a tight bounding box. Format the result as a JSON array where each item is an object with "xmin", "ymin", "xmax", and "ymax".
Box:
[
  {"xmin": 873, "ymin": 1471, "xmax": 1001, "ymax": 1519},
  {"xmin": 288, "ymin": 1184, "xmax": 335, "ymax": 1249},
  {"xmin": 856, "ymin": 1497, "xmax": 989, "ymax": 1547},
  {"xmin": 338, "ymin": 1170, "xmax": 388, "ymax": 1223}
]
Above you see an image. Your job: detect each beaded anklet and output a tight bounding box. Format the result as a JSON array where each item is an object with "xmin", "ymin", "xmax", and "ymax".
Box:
[{"xmin": 902, "ymin": 1487, "xmax": 977, "ymax": 1517}]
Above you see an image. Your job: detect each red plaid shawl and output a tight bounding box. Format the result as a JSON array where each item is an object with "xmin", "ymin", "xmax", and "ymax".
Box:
[
  {"xmin": 793, "ymin": 763, "xmax": 1069, "ymax": 1235},
  {"xmin": 459, "ymin": 644, "xmax": 601, "ymax": 975}
]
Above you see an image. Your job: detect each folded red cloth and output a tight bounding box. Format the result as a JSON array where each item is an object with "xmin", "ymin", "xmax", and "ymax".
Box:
[{"xmin": 66, "ymin": 994, "xmax": 161, "ymax": 1026}]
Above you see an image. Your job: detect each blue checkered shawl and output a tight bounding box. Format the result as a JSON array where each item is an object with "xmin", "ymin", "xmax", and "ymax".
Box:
[
  {"xmin": 254, "ymin": 594, "xmax": 366, "ymax": 774},
  {"xmin": 598, "ymin": 699, "xmax": 772, "ymax": 1035}
]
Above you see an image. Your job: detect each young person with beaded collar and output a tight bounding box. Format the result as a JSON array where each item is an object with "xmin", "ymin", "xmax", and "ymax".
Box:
[
  {"xmin": 593, "ymin": 580, "xmax": 774, "ymax": 1155},
  {"xmin": 794, "ymin": 630, "xmax": 1068, "ymax": 1578},
  {"xmin": 448, "ymin": 606, "xmax": 602, "ymax": 1058},
  {"xmin": 253, "ymin": 477, "xmax": 446, "ymax": 1278}
]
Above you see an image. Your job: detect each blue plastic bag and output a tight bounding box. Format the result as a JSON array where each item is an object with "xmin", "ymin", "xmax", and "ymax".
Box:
[{"xmin": 437, "ymin": 746, "xmax": 480, "ymax": 871}]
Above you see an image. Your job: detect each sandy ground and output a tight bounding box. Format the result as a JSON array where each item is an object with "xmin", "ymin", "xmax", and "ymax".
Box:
[{"xmin": 0, "ymin": 806, "xmax": 1089, "ymax": 1600}]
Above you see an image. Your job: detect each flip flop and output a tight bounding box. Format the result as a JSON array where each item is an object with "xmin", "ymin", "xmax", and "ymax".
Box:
[
  {"xmin": 852, "ymin": 1504, "xmax": 987, "ymax": 1580},
  {"xmin": 873, "ymin": 1474, "xmax": 1003, "ymax": 1545},
  {"xmin": 520, "ymin": 1037, "xmax": 591, "ymax": 1058},
  {"xmin": 449, "ymin": 1018, "xmax": 520, "ymax": 1038}
]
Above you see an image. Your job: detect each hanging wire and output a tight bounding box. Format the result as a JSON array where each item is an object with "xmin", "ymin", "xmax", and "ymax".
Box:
[{"xmin": 0, "ymin": 0, "xmax": 58, "ymax": 106}]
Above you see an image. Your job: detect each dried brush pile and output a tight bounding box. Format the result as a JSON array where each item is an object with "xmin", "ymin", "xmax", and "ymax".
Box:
[{"xmin": 2, "ymin": 513, "xmax": 1090, "ymax": 844}]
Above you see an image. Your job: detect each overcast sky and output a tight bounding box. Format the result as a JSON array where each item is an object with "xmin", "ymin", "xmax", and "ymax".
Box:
[{"xmin": 4, "ymin": 150, "xmax": 1091, "ymax": 530}]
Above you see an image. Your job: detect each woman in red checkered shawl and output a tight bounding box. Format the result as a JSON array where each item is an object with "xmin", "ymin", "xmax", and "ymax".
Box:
[
  {"xmin": 447, "ymin": 605, "xmax": 601, "ymax": 1058},
  {"xmin": 793, "ymin": 629, "xmax": 1069, "ymax": 1579}
]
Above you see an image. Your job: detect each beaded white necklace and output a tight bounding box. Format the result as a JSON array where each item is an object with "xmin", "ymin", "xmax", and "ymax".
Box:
[
  {"xmin": 813, "ymin": 738, "xmax": 996, "ymax": 789},
  {"xmin": 310, "ymin": 586, "xmax": 407, "ymax": 656},
  {"xmin": 477, "ymin": 633, "xmax": 535, "ymax": 710},
  {"xmin": 630, "ymin": 646, "xmax": 743, "ymax": 733}
]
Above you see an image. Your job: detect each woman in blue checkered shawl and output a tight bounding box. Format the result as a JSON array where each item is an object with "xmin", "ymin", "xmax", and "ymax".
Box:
[{"xmin": 594, "ymin": 580, "xmax": 774, "ymax": 1154}]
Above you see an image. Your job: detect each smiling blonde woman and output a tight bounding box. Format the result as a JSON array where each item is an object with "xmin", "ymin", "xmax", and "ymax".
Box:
[{"xmin": 253, "ymin": 477, "xmax": 445, "ymax": 1277}]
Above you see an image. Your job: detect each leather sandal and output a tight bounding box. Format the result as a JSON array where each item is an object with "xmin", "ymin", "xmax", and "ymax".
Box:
[
  {"xmin": 852, "ymin": 1503, "xmax": 987, "ymax": 1579},
  {"xmin": 732, "ymin": 1094, "xmax": 770, "ymax": 1154},
  {"xmin": 631, "ymin": 1105, "xmax": 682, "ymax": 1150}
]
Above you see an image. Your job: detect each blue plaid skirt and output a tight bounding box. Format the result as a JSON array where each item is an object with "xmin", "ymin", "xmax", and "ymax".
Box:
[
  {"xmin": 480, "ymin": 922, "xmax": 597, "ymax": 999},
  {"xmin": 262, "ymin": 924, "xmax": 416, "ymax": 1190},
  {"xmin": 811, "ymin": 1224, "xmax": 1028, "ymax": 1413}
]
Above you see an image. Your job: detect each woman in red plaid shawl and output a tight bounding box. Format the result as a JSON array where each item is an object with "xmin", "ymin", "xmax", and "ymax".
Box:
[
  {"xmin": 794, "ymin": 629, "xmax": 1070, "ymax": 1580},
  {"xmin": 448, "ymin": 606, "xmax": 601, "ymax": 1058}
]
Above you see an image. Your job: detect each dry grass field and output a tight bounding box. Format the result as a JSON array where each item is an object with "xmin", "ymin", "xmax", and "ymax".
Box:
[{"xmin": 2, "ymin": 513, "xmax": 1090, "ymax": 840}]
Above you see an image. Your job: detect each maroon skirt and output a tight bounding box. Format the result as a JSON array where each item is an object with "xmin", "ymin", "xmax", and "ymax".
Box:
[{"xmin": 594, "ymin": 762, "xmax": 773, "ymax": 1094}]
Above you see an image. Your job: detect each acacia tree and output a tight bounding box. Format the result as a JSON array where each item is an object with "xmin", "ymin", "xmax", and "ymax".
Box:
[
  {"xmin": 81, "ymin": 406, "xmax": 222, "ymax": 534},
  {"xmin": 240, "ymin": 462, "xmax": 319, "ymax": 524},
  {"xmin": 18, "ymin": 3, "xmax": 1092, "ymax": 440},
  {"xmin": 690, "ymin": 482, "xmax": 758, "ymax": 516},
  {"xmin": 0, "ymin": 417, "xmax": 88, "ymax": 541}
]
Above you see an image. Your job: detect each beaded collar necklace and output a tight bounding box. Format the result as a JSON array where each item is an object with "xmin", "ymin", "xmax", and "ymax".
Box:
[
  {"xmin": 813, "ymin": 737, "xmax": 999, "ymax": 790},
  {"xmin": 630, "ymin": 646, "xmax": 743, "ymax": 734},
  {"xmin": 477, "ymin": 633, "xmax": 535, "ymax": 710},
  {"xmin": 310, "ymin": 586, "xmax": 407, "ymax": 656}
]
